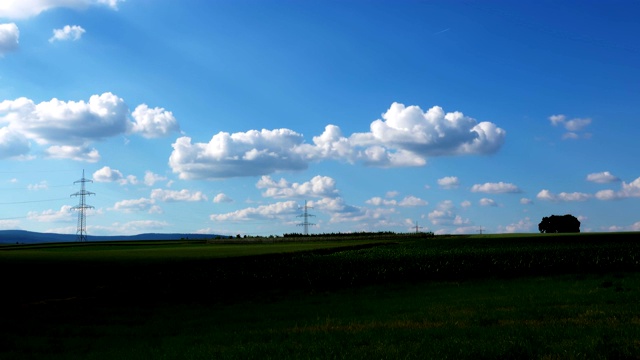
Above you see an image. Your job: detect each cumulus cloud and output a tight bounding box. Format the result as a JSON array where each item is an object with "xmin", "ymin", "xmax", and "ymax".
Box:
[
  {"xmin": 27, "ymin": 181, "xmax": 48, "ymax": 190},
  {"xmin": 256, "ymin": 175, "xmax": 339, "ymax": 198},
  {"xmin": 310, "ymin": 197, "xmax": 375, "ymax": 224},
  {"xmin": 365, "ymin": 195, "xmax": 426, "ymax": 207},
  {"xmin": 595, "ymin": 176, "xmax": 640, "ymax": 200},
  {"xmin": 549, "ymin": 114, "xmax": 592, "ymax": 140},
  {"xmin": 471, "ymin": 182, "xmax": 521, "ymax": 194},
  {"xmin": 49, "ymin": 25, "xmax": 85, "ymax": 42},
  {"xmin": 365, "ymin": 197, "xmax": 397, "ymax": 206},
  {"xmin": 151, "ymin": 188, "xmax": 207, "ymax": 202},
  {"xmin": 398, "ymin": 196, "xmax": 427, "ymax": 207},
  {"xmin": 130, "ymin": 104, "xmax": 180, "ymax": 138},
  {"xmin": 0, "ymin": 93, "xmax": 180, "ymax": 161},
  {"xmin": 27, "ymin": 205, "xmax": 74, "ymax": 222},
  {"xmin": 0, "ymin": 0, "xmax": 124, "ymax": 19},
  {"xmin": 460, "ymin": 200, "xmax": 472, "ymax": 208},
  {"xmin": 586, "ymin": 171, "xmax": 620, "ymax": 184},
  {"xmin": 169, "ymin": 129, "xmax": 309, "ymax": 179},
  {"xmin": 1, "ymin": 93, "xmax": 128, "ymax": 145},
  {"xmin": 428, "ymin": 200, "xmax": 469, "ymax": 226},
  {"xmin": 479, "ymin": 198, "xmax": 497, "ymax": 207},
  {"xmin": 0, "ymin": 23, "xmax": 19, "ymax": 56},
  {"xmin": 143, "ymin": 171, "xmax": 166, "ymax": 186},
  {"xmin": 169, "ymin": 102, "xmax": 506, "ymax": 179},
  {"xmin": 0, "ymin": 127, "xmax": 29, "ymax": 159},
  {"xmin": 520, "ymin": 198, "xmax": 533, "ymax": 205},
  {"xmin": 92, "ymin": 166, "xmax": 137, "ymax": 185},
  {"xmin": 111, "ymin": 220, "xmax": 169, "ymax": 234},
  {"xmin": 210, "ymin": 200, "xmax": 298, "ymax": 221},
  {"xmin": 213, "ymin": 193, "xmax": 233, "ymax": 203},
  {"xmin": 0, "ymin": 219, "xmax": 20, "ymax": 229},
  {"xmin": 45, "ymin": 145, "xmax": 100, "ymax": 162},
  {"xmin": 499, "ymin": 217, "xmax": 533, "ymax": 233},
  {"xmin": 111, "ymin": 198, "xmax": 161, "ymax": 214},
  {"xmin": 537, "ymin": 189, "xmax": 591, "ymax": 202},
  {"xmin": 438, "ymin": 176, "xmax": 459, "ymax": 189}
]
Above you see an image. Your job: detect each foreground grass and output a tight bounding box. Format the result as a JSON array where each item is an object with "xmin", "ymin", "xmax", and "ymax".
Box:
[
  {"xmin": 2, "ymin": 233, "xmax": 640, "ymax": 359},
  {"xmin": 3, "ymin": 272, "xmax": 639, "ymax": 359}
]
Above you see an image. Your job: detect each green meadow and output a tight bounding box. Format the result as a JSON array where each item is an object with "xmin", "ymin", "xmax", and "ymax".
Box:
[{"xmin": 1, "ymin": 232, "xmax": 640, "ymax": 359}]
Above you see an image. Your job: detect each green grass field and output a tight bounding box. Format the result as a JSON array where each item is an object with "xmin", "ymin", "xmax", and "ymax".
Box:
[{"xmin": 2, "ymin": 232, "xmax": 640, "ymax": 359}]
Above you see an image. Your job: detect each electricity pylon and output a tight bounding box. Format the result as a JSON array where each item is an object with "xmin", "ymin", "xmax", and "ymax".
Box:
[
  {"xmin": 297, "ymin": 200, "xmax": 315, "ymax": 235},
  {"xmin": 71, "ymin": 170, "xmax": 95, "ymax": 242},
  {"xmin": 414, "ymin": 221, "xmax": 423, "ymax": 234}
]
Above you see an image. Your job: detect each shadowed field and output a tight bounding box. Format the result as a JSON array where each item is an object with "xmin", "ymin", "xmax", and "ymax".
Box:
[{"xmin": 1, "ymin": 232, "xmax": 639, "ymax": 359}]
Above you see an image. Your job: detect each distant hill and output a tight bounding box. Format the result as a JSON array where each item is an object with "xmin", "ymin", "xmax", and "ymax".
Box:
[{"xmin": 0, "ymin": 230, "xmax": 227, "ymax": 244}]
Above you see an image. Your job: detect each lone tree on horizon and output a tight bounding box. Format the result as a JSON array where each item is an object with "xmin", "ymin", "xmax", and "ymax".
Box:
[{"xmin": 538, "ymin": 214, "xmax": 580, "ymax": 233}]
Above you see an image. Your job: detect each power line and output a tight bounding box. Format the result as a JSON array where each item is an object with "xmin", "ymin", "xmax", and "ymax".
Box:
[{"xmin": 0, "ymin": 197, "xmax": 69, "ymax": 205}]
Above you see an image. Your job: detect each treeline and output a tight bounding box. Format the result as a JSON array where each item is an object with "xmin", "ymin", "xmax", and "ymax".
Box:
[{"xmin": 282, "ymin": 231, "xmax": 435, "ymax": 238}]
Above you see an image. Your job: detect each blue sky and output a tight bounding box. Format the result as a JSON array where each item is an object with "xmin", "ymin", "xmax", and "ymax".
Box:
[{"xmin": 1, "ymin": 0, "xmax": 639, "ymax": 236}]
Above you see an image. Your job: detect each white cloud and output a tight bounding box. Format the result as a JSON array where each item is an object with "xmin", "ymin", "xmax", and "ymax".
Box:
[
  {"xmin": 365, "ymin": 197, "xmax": 396, "ymax": 206},
  {"xmin": 111, "ymin": 198, "xmax": 160, "ymax": 214},
  {"xmin": 257, "ymin": 175, "xmax": 339, "ymax": 199},
  {"xmin": 0, "ymin": 127, "xmax": 29, "ymax": 159},
  {"xmin": 143, "ymin": 171, "xmax": 166, "ymax": 186},
  {"xmin": 479, "ymin": 198, "xmax": 497, "ymax": 207},
  {"xmin": 130, "ymin": 104, "xmax": 180, "ymax": 138},
  {"xmin": 537, "ymin": 189, "xmax": 591, "ymax": 202},
  {"xmin": 27, "ymin": 205, "xmax": 74, "ymax": 222},
  {"xmin": 398, "ymin": 196, "xmax": 427, "ymax": 207},
  {"xmin": 595, "ymin": 176, "xmax": 640, "ymax": 200},
  {"xmin": 549, "ymin": 114, "xmax": 592, "ymax": 140},
  {"xmin": 499, "ymin": 217, "xmax": 533, "ymax": 233},
  {"xmin": 438, "ymin": 176, "xmax": 459, "ymax": 189},
  {"xmin": 0, "ymin": 219, "xmax": 20, "ymax": 229},
  {"xmin": 385, "ymin": 191, "xmax": 399, "ymax": 198},
  {"xmin": 169, "ymin": 129, "xmax": 309, "ymax": 179},
  {"xmin": 213, "ymin": 193, "xmax": 233, "ymax": 203},
  {"xmin": 151, "ymin": 188, "xmax": 207, "ymax": 202},
  {"xmin": 428, "ymin": 200, "xmax": 468, "ymax": 226},
  {"xmin": 169, "ymin": 102, "xmax": 506, "ymax": 179},
  {"xmin": 210, "ymin": 200, "xmax": 298, "ymax": 221},
  {"xmin": 605, "ymin": 221, "xmax": 640, "ymax": 232},
  {"xmin": 520, "ymin": 198, "xmax": 533, "ymax": 205},
  {"xmin": 45, "ymin": 145, "xmax": 100, "ymax": 162},
  {"xmin": 461, "ymin": 200, "xmax": 471, "ymax": 208},
  {"xmin": 49, "ymin": 25, "xmax": 85, "ymax": 42},
  {"xmin": 312, "ymin": 197, "xmax": 384, "ymax": 225},
  {"xmin": 586, "ymin": 171, "xmax": 620, "ymax": 184},
  {"xmin": 27, "ymin": 181, "xmax": 48, "ymax": 190},
  {"xmin": 0, "ymin": 93, "xmax": 180, "ymax": 161},
  {"xmin": 0, "ymin": 23, "xmax": 19, "ymax": 56},
  {"xmin": 1, "ymin": 93, "xmax": 129, "ymax": 145},
  {"xmin": 0, "ymin": 0, "xmax": 124, "ymax": 19},
  {"xmin": 93, "ymin": 166, "xmax": 138, "ymax": 185},
  {"xmin": 471, "ymin": 182, "xmax": 521, "ymax": 194},
  {"xmin": 93, "ymin": 166, "xmax": 123, "ymax": 182},
  {"xmin": 111, "ymin": 220, "xmax": 169, "ymax": 234},
  {"xmin": 357, "ymin": 103, "xmax": 505, "ymax": 158}
]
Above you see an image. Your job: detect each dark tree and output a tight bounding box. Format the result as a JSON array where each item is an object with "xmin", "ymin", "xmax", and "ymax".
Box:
[{"xmin": 538, "ymin": 214, "xmax": 580, "ymax": 233}]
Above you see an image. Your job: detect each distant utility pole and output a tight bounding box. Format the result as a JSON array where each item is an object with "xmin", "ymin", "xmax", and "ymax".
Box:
[
  {"xmin": 414, "ymin": 221, "xmax": 423, "ymax": 234},
  {"xmin": 297, "ymin": 200, "xmax": 315, "ymax": 235},
  {"xmin": 71, "ymin": 170, "xmax": 95, "ymax": 242},
  {"xmin": 477, "ymin": 226, "xmax": 484, "ymax": 235}
]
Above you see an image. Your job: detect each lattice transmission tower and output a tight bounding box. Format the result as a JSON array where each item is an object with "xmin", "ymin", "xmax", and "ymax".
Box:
[
  {"xmin": 297, "ymin": 200, "xmax": 315, "ymax": 235},
  {"xmin": 71, "ymin": 170, "xmax": 95, "ymax": 242}
]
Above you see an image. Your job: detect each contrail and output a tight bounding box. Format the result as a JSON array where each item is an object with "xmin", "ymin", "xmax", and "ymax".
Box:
[{"xmin": 434, "ymin": 28, "xmax": 450, "ymax": 35}]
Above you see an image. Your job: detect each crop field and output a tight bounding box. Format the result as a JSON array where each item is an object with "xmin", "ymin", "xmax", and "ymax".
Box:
[{"xmin": 1, "ymin": 232, "xmax": 640, "ymax": 359}]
